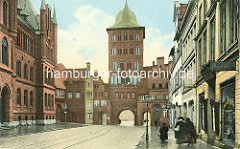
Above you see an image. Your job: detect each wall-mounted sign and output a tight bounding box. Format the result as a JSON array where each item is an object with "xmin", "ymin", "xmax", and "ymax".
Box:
[{"xmin": 211, "ymin": 62, "xmax": 236, "ymax": 72}]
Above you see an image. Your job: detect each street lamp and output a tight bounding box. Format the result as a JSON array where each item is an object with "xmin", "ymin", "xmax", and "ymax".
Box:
[
  {"xmin": 142, "ymin": 95, "xmax": 153, "ymax": 142},
  {"xmin": 64, "ymin": 104, "xmax": 67, "ymax": 123}
]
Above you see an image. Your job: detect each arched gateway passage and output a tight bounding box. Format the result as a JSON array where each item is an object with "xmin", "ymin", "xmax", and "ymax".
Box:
[
  {"xmin": 0, "ymin": 86, "xmax": 10, "ymax": 123},
  {"xmin": 119, "ymin": 110, "xmax": 135, "ymax": 126}
]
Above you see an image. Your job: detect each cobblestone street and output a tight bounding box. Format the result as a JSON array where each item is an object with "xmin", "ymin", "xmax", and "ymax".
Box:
[{"xmin": 136, "ymin": 127, "xmax": 219, "ymax": 149}]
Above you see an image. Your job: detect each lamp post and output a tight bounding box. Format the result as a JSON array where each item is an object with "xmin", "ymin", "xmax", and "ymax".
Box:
[
  {"xmin": 143, "ymin": 95, "xmax": 153, "ymax": 142},
  {"xmin": 64, "ymin": 104, "xmax": 67, "ymax": 123}
]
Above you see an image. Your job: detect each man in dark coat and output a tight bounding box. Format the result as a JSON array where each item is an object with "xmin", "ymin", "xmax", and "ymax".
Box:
[
  {"xmin": 174, "ymin": 117, "xmax": 187, "ymax": 145},
  {"xmin": 159, "ymin": 123, "xmax": 169, "ymax": 141}
]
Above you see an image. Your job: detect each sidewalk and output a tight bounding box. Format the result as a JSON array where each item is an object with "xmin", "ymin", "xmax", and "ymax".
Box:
[
  {"xmin": 0, "ymin": 122, "xmax": 85, "ymax": 138},
  {"xmin": 136, "ymin": 127, "xmax": 219, "ymax": 149}
]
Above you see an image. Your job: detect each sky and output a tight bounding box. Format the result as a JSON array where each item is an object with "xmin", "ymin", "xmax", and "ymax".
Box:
[{"xmin": 32, "ymin": 0, "xmax": 188, "ymax": 82}]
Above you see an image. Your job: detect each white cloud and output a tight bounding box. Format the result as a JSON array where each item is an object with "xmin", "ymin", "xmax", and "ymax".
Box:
[
  {"xmin": 144, "ymin": 28, "xmax": 174, "ymax": 67},
  {"xmin": 57, "ymin": 5, "xmax": 174, "ymax": 83}
]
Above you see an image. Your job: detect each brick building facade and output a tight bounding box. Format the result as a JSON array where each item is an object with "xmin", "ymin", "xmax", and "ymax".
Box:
[
  {"xmin": 55, "ymin": 63, "xmax": 93, "ymax": 124},
  {"xmin": 0, "ymin": 0, "xmax": 57, "ymax": 126}
]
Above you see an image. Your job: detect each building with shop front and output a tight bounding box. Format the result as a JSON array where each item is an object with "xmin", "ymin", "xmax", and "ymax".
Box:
[
  {"xmin": 195, "ymin": 0, "xmax": 240, "ymax": 148},
  {"xmin": 0, "ymin": 0, "xmax": 57, "ymax": 126}
]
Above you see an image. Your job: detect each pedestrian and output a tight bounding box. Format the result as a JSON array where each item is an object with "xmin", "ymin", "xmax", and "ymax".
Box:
[
  {"xmin": 185, "ymin": 118, "xmax": 196, "ymax": 145},
  {"xmin": 159, "ymin": 123, "xmax": 168, "ymax": 141},
  {"xmin": 118, "ymin": 119, "xmax": 121, "ymax": 124},
  {"xmin": 155, "ymin": 120, "xmax": 158, "ymax": 127},
  {"xmin": 174, "ymin": 117, "xmax": 187, "ymax": 145}
]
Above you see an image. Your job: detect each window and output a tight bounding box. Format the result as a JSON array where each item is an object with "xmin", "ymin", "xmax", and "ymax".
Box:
[
  {"xmin": 159, "ymin": 84, "xmax": 162, "ymax": 89},
  {"xmin": 45, "ymin": 67, "xmax": 48, "ymax": 84},
  {"xmin": 112, "ymin": 62, "xmax": 117, "ymax": 71},
  {"xmin": 136, "ymin": 34, "xmax": 140, "ymax": 40},
  {"xmin": 24, "ymin": 90, "xmax": 28, "ymax": 106},
  {"xmin": 203, "ymin": 31, "xmax": 207, "ymax": 64},
  {"xmin": 87, "ymin": 113, "xmax": 93, "ymax": 119},
  {"xmin": 124, "ymin": 49, "xmax": 128, "ymax": 55},
  {"xmin": 101, "ymin": 100, "xmax": 107, "ymax": 106},
  {"xmin": 198, "ymin": 39, "xmax": 202, "ymax": 73},
  {"xmin": 2, "ymin": 38, "xmax": 8, "ymax": 66},
  {"xmin": 210, "ymin": 18, "xmax": 215, "ymax": 61},
  {"xmin": 30, "ymin": 91, "xmax": 33, "ymax": 106},
  {"xmin": 30, "ymin": 67, "xmax": 34, "ymax": 81},
  {"xmin": 120, "ymin": 63, "xmax": 124, "ymax": 70},
  {"xmin": 136, "ymin": 47, "xmax": 140, "ymax": 55},
  {"xmin": 124, "ymin": 33, "xmax": 128, "ymax": 41},
  {"xmin": 68, "ymin": 92, "xmax": 73, "ymax": 99},
  {"xmin": 76, "ymin": 92, "xmax": 81, "ymax": 98},
  {"xmin": 118, "ymin": 49, "xmax": 122, "ymax": 55},
  {"xmin": 112, "ymin": 35, "xmax": 116, "ymax": 41},
  {"xmin": 52, "ymin": 95, "xmax": 54, "ymax": 109},
  {"xmin": 16, "ymin": 61, "xmax": 21, "ymax": 77},
  {"xmin": 111, "ymin": 74, "xmax": 117, "ymax": 85},
  {"xmin": 130, "ymin": 48, "xmax": 134, "ymax": 54},
  {"xmin": 48, "ymin": 94, "xmax": 51, "ymax": 107},
  {"xmin": 230, "ymin": 0, "xmax": 238, "ymax": 43},
  {"xmin": 3, "ymin": 1, "xmax": 7, "ymax": 25},
  {"xmin": 118, "ymin": 34, "xmax": 122, "ymax": 41},
  {"xmin": 127, "ymin": 63, "xmax": 132, "ymax": 70},
  {"xmin": 199, "ymin": 5, "xmax": 202, "ymax": 26},
  {"xmin": 45, "ymin": 93, "xmax": 47, "ymax": 107},
  {"xmin": 152, "ymin": 83, "xmax": 155, "ymax": 89},
  {"xmin": 204, "ymin": 0, "xmax": 207, "ymax": 18},
  {"xmin": 94, "ymin": 100, "xmax": 99, "ymax": 107},
  {"xmin": 220, "ymin": 1, "xmax": 226, "ymax": 54},
  {"xmin": 17, "ymin": 88, "xmax": 21, "ymax": 106},
  {"xmin": 112, "ymin": 48, "xmax": 116, "ymax": 55},
  {"xmin": 24, "ymin": 64, "xmax": 28, "ymax": 79},
  {"xmin": 134, "ymin": 62, "xmax": 139, "ymax": 71}
]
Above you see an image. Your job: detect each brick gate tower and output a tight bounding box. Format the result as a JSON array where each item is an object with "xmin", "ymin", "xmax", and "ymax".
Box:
[{"xmin": 106, "ymin": 1, "xmax": 145, "ymax": 125}]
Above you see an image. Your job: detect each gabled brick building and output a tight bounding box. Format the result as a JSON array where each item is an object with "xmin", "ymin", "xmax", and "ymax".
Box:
[{"xmin": 0, "ymin": 0, "xmax": 57, "ymax": 126}]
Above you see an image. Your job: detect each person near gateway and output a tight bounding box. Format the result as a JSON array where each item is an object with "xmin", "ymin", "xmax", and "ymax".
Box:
[
  {"xmin": 159, "ymin": 123, "xmax": 169, "ymax": 141},
  {"xmin": 174, "ymin": 117, "xmax": 187, "ymax": 145}
]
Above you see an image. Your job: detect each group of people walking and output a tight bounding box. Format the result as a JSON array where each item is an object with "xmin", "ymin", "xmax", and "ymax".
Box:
[{"xmin": 158, "ymin": 117, "xmax": 196, "ymax": 146}]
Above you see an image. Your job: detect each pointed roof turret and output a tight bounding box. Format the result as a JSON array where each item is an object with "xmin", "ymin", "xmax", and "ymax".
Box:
[
  {"xmin": 53, "ymin": 6, "xmax": 57, "ymax": 24},
  {"xmin": 40, "ymin": 0, "xmax": 46, "ymax": 10},
  {"xmin": 108, "ymin": 0, "xmax": 142, "ymax": 29}
]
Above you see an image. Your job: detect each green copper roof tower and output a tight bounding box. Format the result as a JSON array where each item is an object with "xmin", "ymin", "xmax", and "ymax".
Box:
[{"xmin": 108, "ymin": 0, "xmax": 142, "ymax": 29}]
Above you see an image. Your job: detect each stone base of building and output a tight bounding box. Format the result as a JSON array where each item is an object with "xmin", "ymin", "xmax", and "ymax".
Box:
[{"xmin": 0, "ymin": 120, "xmax": 56, "ymax": 127}]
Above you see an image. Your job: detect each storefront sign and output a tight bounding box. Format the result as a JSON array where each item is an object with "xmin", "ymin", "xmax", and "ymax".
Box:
[{"xmin": 211, "ymin": 62, "xmax": 236, "ymax": 72}]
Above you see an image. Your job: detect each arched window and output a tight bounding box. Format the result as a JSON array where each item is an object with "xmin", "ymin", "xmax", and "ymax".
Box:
[
  {"xmin": 48, "ymin": 94, "xmax": 51, "ymax": 107},
  {"xmin": 16, "ymin": 61, "xmax": 21, "ymax": 77},
  {"xmin": 24, "ymin": 64, "xmax": 28, "ymax": 79},
  {"xmin": 45, "ymin": 93, "xmax": 47, "ymax": 107},
  {"xmin": 17, "ymin": 88, "xmax": 21, "ymax": 106},
  {"xmin": 24, "ymin": 90, "xmax": 28, "ymax": 106},
  {"xmin": 2, "ymin": 37, "xmax": 8, "ymax": 66},
  {"xmin": 3, "ymin": 1, "xmax": 7, "ymax": 25},
  {"xmin": 30, "ymin": 67, "xmax": 34, "ymax": 81},
  {"xmin": 30, "ymin": 91, "xmax": 33, "ymax": 106}
]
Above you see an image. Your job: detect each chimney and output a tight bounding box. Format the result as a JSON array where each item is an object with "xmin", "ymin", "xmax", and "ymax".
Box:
[{"xmin": 152, "ymin": 61, "xmax": 155, "ymax": 66}]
